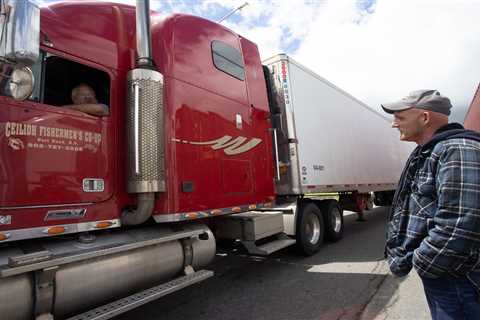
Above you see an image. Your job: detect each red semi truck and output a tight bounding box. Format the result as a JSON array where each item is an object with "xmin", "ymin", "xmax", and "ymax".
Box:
[
  {"xmin": 464, "ymin": 84, "xmax": 480, "ymax": 131},
  {"xmin": 0, "ymin": 1, "xmax": 411, "ymax": 319}
]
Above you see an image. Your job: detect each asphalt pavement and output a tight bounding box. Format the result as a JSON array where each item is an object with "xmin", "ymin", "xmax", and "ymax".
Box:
[{"xmin": 115, "ymin": 207, "xmax": 431, "ymax": 320}]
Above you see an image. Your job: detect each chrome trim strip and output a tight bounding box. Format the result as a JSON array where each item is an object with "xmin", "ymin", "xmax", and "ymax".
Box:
[
  {"xmin": 0, "ymin": 219, "xmax": 120, "ymax": 243},
  {"xmin": 272, "ymin": 128, "xmax": 280, "ymax": 180},
  {"xmin": 45, "ymin": 208, "xmax": 87, "ymax": 221},
  {"xmin": 133, "ymin": 81, "xmax": 140, "ymax": 175},
  {"xmin": 153, "ymin": 213, "xmax": 184, "ymax": 223},
  {"xmin": 1, "ymin": 203, "xmax": 94, "ymax": 210},
  {"xmin": 302, "ymin": 183, "xmax": 397, "ymax": 194},
  {"xmin": 153, "ymin": 202, "xmax": 272, "ymax": 223}
]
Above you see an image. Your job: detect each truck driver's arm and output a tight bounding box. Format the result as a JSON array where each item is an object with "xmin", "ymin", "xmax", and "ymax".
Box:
[{"xmin": 63, "ymin": 103, "xmax": 110, "ymax": 117}]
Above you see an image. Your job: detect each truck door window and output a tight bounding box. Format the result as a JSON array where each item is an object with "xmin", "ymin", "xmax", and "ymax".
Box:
[
  {"xmin": 0, "ymin": 52, "xmax": 109, "ymax": 113},
  {"xmin": 42, "ymin": 54, "xmax": 110, "ymax": 109},
  {"xmin": 211, "ymin": 40, "xmax": 245, "ymax": 81}
]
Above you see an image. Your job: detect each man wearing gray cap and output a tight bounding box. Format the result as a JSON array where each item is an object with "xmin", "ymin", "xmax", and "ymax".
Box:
[{"xmin": 382, "ymin": 89, "xmax": 480, "ymax": 320}]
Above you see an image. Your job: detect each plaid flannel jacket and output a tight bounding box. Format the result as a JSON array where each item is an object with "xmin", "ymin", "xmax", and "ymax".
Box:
[{"xmin": 386, "ymin": 123, "xmax": 480, "ymax": 278}]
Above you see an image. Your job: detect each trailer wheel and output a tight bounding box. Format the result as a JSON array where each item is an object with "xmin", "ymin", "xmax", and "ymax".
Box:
[
  {"xmin": 296, "ymin": 202, "xmax": 325, "ymax": 256},
  {"xmin": 374, "ymin": 191, "xmax": 395, "ymax": 207},
  {"xmin": 320, "ymin": 200, "xmax": 344, "ymax": 242}
]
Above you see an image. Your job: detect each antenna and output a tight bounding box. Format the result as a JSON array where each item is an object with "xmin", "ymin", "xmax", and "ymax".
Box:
[{"xmin": 218, "ymin": 2, "xmax": 249, "ymax": 23}]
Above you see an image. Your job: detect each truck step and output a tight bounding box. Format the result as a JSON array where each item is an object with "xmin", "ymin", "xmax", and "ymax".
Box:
[
  {"xmin": 215, "ymin": 211, "xmax": 284, "ymax": 242},
  {"xmin": 241, "ymin": 234, "xmax": 296, "ymax": 256},
  {"xmin": 66, "ymin": 269, "xmax": 213, "ymax": 320}
]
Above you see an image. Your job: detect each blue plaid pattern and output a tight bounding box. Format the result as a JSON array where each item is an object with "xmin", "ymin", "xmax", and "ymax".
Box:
[{"xmin": 386, "ymin": 133, "xmax": 480, "ymax": 279}]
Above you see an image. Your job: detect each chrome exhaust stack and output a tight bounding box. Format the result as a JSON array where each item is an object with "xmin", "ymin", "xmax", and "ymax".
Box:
[
  {"xmin": 123, "ymin": 0, "xmax": 165, "ymax": 225},
  {"xmin": 134, "ymin": 0, "xmax": 153, "ymax": 68}
]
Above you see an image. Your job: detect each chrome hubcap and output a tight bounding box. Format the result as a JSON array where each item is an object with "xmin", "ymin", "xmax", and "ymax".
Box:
[
  {"xmin": 305, "ymin": 213, "xmax": 320, "ymax": 245},
  {"xmin": 331, "ymin": 207, "xmax": 342, "ymax": 233}
]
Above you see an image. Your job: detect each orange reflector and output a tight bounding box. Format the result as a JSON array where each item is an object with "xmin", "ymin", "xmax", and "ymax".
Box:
[
  {"xmin": 47, "ymin": 226, "xmax": 66, "ymax": 235},
  {"xmin": 232, "ymin": 207, "xmax": 242, "ymax": 213},
  {"xmin": 248, "ymin": 204, "xmax": 257, "ymax": 210},
  {"xmin": 186, "ymin": 212, "xmax": 198, "ymax": 219},
  {"xmin": 95, "ymin": 221, "xmax": 113, "ymax": 229},
  {"xmin": 0, "ymin": 233, "xmax": 8, "ymax": 241},
  {"xmin": 210, "ymin": 209, "xmax": 222, "ymax": 215}
]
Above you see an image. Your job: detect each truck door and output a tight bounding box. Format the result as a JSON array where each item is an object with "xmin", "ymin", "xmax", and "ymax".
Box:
[{"xmin": 0, "ymin": 52, "xmax": 113, "ymax": 207}]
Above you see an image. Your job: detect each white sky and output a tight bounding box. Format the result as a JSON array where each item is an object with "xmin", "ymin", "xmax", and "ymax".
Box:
[{"xmin": 41, "ymin": 0, "xmax": 480, "ymax": 122}]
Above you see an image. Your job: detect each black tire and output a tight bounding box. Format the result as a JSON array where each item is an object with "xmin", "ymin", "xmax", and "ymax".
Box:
[
  {"xmin": 320, "ymin": 200, "xmax": 344, "ymax": 242},
  {"xmin": 374, "ymin": 192, "xmax": 385, "ymax": 206},
  {"xmin": 296, "ymin": 202, "xmax": 325, "ymax": 256}
]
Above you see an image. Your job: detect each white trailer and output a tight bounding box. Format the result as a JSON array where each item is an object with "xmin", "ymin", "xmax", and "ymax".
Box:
[{"xmin": 263, "ymin": 54, "xmax": 413, "ymax": 196}]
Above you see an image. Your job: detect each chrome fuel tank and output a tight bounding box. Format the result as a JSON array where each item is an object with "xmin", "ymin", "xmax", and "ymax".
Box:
[{"xmin": 0, "ymin": 224, "xmax": 216, "ymax": 319}]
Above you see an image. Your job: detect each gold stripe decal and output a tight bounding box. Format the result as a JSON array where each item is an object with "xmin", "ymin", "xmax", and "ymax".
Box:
[{"xmin": 173, "ymin": 135, "xmax": 262, "ymax": 155}]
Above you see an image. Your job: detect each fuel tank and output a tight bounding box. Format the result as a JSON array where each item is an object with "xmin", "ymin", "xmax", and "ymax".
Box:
[{"xmin": 0, "ymin": 223, "xmax": 215, "ymax": 319}]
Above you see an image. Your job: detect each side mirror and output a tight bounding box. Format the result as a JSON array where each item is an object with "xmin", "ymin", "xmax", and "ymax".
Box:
[{"xmin": 0, "ymin": 0, "xmax": 40, "ymax": 66}]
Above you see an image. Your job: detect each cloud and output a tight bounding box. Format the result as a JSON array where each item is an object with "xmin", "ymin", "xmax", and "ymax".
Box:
[
  {"xmin": 294, "ymin": 0, "xmax": 480, "ymax": 122},
  {"xmin": 149, "ymin": 0, "xmax": 323, "ymax": 60}
]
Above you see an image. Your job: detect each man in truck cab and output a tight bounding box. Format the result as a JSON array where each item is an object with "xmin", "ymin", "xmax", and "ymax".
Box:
[
  {"xmin": 62, "ymin": 83, "xmax": 109, "ymax": 117},
  {"xmin": 382, "ymin": 89, "xmax": 480, "ymax": 320}
]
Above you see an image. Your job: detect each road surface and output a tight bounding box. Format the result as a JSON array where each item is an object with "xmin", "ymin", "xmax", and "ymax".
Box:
[{"xmin": 116, "ymin": 207, "xmax": 430, "ymax": 320}]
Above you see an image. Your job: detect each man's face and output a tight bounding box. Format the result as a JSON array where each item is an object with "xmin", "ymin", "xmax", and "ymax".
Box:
[
  {"xmin": 391, "ymin": 108, "xmax": 425, "ymax": 143},
  {"xmin": 72, "ymin": 86, "xmax": 97, "ymax": 104}
]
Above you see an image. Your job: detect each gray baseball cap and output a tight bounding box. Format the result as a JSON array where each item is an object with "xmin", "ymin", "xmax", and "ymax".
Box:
[{"xmin": 381, "ymin": 89, "xmax": 452, "ymax": 116}]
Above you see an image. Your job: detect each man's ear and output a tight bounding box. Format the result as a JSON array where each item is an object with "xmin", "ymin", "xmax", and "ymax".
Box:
[{"xmin": 422, "ymin": 111, "xmax": 430, "ymax": 124}]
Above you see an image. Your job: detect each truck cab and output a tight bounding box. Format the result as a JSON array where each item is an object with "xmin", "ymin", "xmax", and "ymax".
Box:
[{"xmin": 0, "ymin": 1, "xmax": 276, "ymax": 242}]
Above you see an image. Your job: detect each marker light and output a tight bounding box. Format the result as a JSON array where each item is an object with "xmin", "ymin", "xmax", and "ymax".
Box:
[
  {"xmin": 186, "ymin": 212, "xmax": 198, "ymax": 219},
  {"xmin": 95, "ymin": 221, "xmax": 113, "ymax": 229},
  {"xmin": 45, "ymin": 226, "xmax": 66, "ymax": 235}
]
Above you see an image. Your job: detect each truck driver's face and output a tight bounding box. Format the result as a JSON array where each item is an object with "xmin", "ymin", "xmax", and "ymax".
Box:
[{"xmin": 72, "ymin": 86, "xmax": 98, "ymax": 104}]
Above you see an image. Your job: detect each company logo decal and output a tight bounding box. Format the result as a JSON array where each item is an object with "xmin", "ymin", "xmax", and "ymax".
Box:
[
  {"xmin": 4, "ymin": 121, "xmax": 101, "ymax": 153},
  {"xmin": 8, "ymin": 137, "xmax": 24, "ymax": 150},
  {"xmin": 281, "ymin": 61, "xmax": 291, "ymax": 106},
  {"xmin": 173, "ymin": 135, "xmax": 262, "ymax": 155}
]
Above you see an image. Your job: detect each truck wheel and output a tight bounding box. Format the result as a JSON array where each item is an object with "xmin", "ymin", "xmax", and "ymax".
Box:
[
  {"xmin": 320, "ymin": 200, "xmax": 344, "ymax": 242},
  {"xmin": 296, "ymin": 202, "xmax": 325, "ymax": 256}
]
